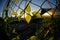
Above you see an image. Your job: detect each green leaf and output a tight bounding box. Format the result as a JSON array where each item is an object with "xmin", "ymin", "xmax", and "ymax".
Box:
[
  {"xmin": 17, "ymin": 16, "xmax": 21, "ymax": 21},
  {"xmin": 26, "ymin": 4, "xmax": 31, "ymax": 13},
  {"xmin": 49, "ymin": 37, "xmax": 53, "ymax": 40},
  {"xmin": 36, "ymin": 12, "xmax": 41, "ymax": 18},
  {"xmin": 20, "ymin": 10, "xmax": 24, "ymax": 16},
  {"xmin": 16, "ymin": 35, "xmax": 20, "ymax": 40},
  {"xmin": 25, "ymin": 14, "xmax": 31, "ymax": 23},
  {"xmin": 11, "ymin": 12, "xmax": 18, "ymax": 16},
  {"xmin": 4, "ymin": 17, "xmax": 8, "ymax": 22},
  {"xmin": 12, "ymin": 0, "xmax": 19, "ymax": 3},
  {"xmin": 44, "ymin": 30, "xmax": 49, "ymax": 37},
  {"xmin": 12, "ymin": 28, "xmax": 16, "ymax": 33},
  {"xmin": 11, "ymin": 38, "xmax": 16, "ymax": 40},
  {"xmin": 29, "ymin": 36, "xmax": 37, "ymax": 40},
  {"xmin": 32, "ymin": 11, "xmax": 41, "ymax": 18}
]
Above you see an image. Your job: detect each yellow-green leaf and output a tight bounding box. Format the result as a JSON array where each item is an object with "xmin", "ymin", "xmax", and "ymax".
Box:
[
  {"xmin": 20, "ymin": 10, "xmax": 24, "ymax": 15},
  {"xmin": 36, "ymin": 13, "xmax": 41, "ymax": 18},
  {"xmin": 26, "ymin": 4, "xmax": 31, "ymax": 13},
  {"xmin": 17, "ymin": 16, "xmax": 21, "ymax": 21},
  {"xmin": 29, "ymin": 36, "xmax": 37, "ymax": 40},
  {"xmin": 16, "ymin": 35, "xmax": 20, "ymax": 39},
  {"xmin": 25, "ymin": 14, "xmax": 31, "ymax": 23},
  {"xmin": 12, "ymin": 28, "xmax": 16, "ymax": 33},
  {"xmin": 49, "ymin": 37, "xmax": 53, "ymax": 40},
  {"xmin": 32, "ymin": 11, "xmax": 36, "ymax": 15},
  {"xmin": 32, "ymin": 11, "xmax": 41, "ymax": 18},
  {"xmin": 11, "ymin": 38, "xmax": 16, "ymax": 40},
  {"xmin": 4, "ymin": 17, "xmax": 8, "ymax": 22},
  {"xmin": 12, "ymin": 0, "xmax": 19, "ymax": 3},
  {"xmin": 44, "ymin": 30, "xmax": 49, "ymax": 37},
  {"xmin": 11, "ymin": 12, "xmax": 18, "ymax": 16}
]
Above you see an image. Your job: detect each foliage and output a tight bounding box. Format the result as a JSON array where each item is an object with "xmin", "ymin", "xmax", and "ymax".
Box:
[
  {"xmin": 11, "ymin": 4, "xmax": 41, "ymax": 24},
  {"xmin": 12, "ymin": 0, "xmax": 19, "ymax": 3},
  {"xmin": 17, "ymin": 16, "xmax": 21, "ymax": 21},
  {"xmin": 49, "ymin": 36, "xmax": 53, "ymax": 40},
  {"xmin": 26, "ymin": 4, "xmax": 31, "ymax": 13},
  {"xmin": 0, "ymin": 15, "xmax": 60, "ymax": 40},
  {"xmin": 29, "ymin": 36, "xmax": 37, "ymax": 40},
  {"xmin": 32, "ymin": 11, "xmax": 41, "ymax": 18},
  {"xmin": 1, "ymin": 0, "xmax": 60, "ymax": 40},
  {"xmin": 11, "ymin": 12, "xmax": 18, "ymax": 16},
  {"xmin": 25, "ymin": 14, "xmax": 31, "ymax": 23}
]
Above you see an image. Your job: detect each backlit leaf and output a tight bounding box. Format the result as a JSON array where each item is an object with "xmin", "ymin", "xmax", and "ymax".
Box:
[
  {"xmin": 16, "ymin": 0, "xmax": 19, "ymax": 3},
  {"xmin": 12, "ymin": 0, "xmax": 19, "ymax": 3},
  {"xmin": 36, "ymin": 12, "xmax": 41, "ymax": 18},
  {"xmin": 25, "ymin": 14, "xmax": 31, "ymax": 23},
  {"xmin": 44, "ymin": 30, "xmax": 49, "ymax": 37},
  {"xmin": 29, "ymin": 36, "xmax": 37, "ymax": 40},
  {"xmin": 49, "ymin": 37, "xmax": 53, "ymax": 40},
  {"xmin": 16, "ymin": 35, "xmax": 20, "ymax": 39},
  {"xmin": 32, "ymin": 11, "xmax": 41, "ymax": 18},
  {"xmin": 12, "ymin": 28, "xmax": 16, "ymax": 33},
  {"xmin": 4, "ymin": 17, "xmax": 9, "ymax": 22},
  {"xmin": 17, "ymin": 16, "xmax": 21, "ymax": 21},
  {"xmin": 11, "ymin": 12, "xmax": 18, "ymax": 16},
  {"xmin": 26, "ymin": 4, "xmax": 31, "ymax": 13},
  {"xmin": 11, "ymin": 38, "xmax": 16, "ymax": 40},
  {"xmin": 20, "ymin": 10, "xmax": 24, "ymax": 15}
]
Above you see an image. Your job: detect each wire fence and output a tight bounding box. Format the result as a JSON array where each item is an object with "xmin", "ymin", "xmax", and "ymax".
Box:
[
  {"xmin": 0, "ymin": 0, "xmax": 60, "ymax": 40},
  {"xmin": 5, "ymin": 0, "xmax": 58, "ymax": 18}
]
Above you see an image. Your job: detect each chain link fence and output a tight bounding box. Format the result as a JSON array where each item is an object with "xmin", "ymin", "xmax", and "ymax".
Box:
[
  {"xmin": 2, "ymin": 0, "xmax": 58, "ymax": 18},
  {"xmin": 0, "ymin": 0, "xmax": 60, "ymax": 40}
]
